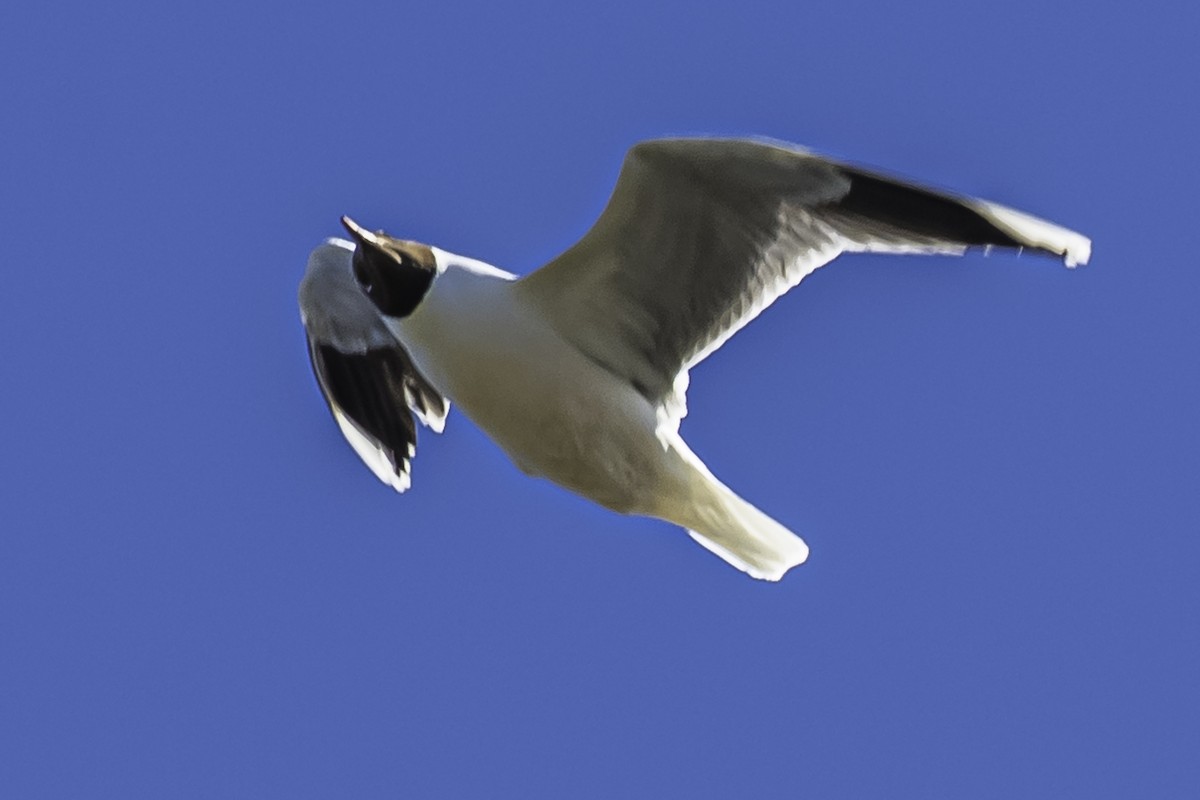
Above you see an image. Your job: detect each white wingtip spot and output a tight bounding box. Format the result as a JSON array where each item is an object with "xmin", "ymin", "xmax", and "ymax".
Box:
[{"xmin": 973, "ymin": 201, "xmax": 1091, "ymax": 267}]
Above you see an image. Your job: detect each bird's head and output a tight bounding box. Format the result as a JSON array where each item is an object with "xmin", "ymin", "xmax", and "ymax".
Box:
[{"xmin": 340, "ymin": 216, "xmax": 440, "ymax": 318}]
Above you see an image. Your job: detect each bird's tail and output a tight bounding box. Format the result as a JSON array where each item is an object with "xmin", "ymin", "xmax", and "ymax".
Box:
[
  {"xmin": 661, "ymin": 461, "xmax": 808, "ymax": 581},
  {"xmin": 684, "ymin": 488, "xmax": 809, "ymax": 581},
  {"xmin": 648, "ymin": 436, "xmax": 807, "ymax": 581}
]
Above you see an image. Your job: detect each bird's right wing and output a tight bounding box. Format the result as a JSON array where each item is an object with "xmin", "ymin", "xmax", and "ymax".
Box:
[{"xmin": 299, "ymin": 240, "xmax": 448, "ymax": 492}]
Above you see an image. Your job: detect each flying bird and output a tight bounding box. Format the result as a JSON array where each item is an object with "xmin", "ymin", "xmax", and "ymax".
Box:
[{"xmin": 298, "ymin": 138, "xmax": 1090, "ymax": 580}]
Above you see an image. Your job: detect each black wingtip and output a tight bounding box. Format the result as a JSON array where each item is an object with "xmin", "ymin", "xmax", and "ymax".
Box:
[{"xmin": 837, "ymin": 168, "xmax": 1026, "ymax": 249}]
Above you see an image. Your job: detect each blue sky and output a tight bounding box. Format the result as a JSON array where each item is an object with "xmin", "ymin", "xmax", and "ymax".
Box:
[{"xmin": 2, "ymin": 1, "xmax": 1197, "ymax": 796}]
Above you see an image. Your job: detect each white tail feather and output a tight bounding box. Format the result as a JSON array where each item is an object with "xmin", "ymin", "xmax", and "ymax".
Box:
[
  {"xmin": 651, "ymin": 437, "xmax": 808, "ymax": 581},
  {"xmin": 683, "ymin": 486, "xmax": 809, "ymax": 581}
]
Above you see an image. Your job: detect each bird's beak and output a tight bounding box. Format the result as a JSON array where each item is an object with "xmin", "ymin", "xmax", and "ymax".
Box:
[{"xmin": 340, "ymin": 216, "xmax": 383, "ymax": 248}]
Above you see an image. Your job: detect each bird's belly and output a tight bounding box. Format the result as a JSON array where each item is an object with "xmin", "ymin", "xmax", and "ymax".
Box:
[
  {"xmin": 470, "ymin": 348, "xmax": 669, "ymax": 513},
  {"xmin": 407, "ymin": 314, "xmax": 670, "ymax": 514}
]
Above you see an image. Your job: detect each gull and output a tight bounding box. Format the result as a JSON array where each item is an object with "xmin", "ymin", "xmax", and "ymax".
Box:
[{"xmin": 299, "ymin": 137, "xmax": 1090, "ymax": 580}]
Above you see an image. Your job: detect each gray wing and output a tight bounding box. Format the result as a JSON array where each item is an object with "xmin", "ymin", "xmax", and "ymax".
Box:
[
  {"xmin": 517, "ymin": 137, "xmax": 1091, "ymax": 426},
  {"xmin": 299, "ymin": 240, "xmax": 448, "ymax": 492}
]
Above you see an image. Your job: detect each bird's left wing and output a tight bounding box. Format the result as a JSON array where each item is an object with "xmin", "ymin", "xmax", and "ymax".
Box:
[
  {"xmin": 517, "ymin": 137, "xmax": 1090, "ymax": 428},
  {"xmin": 299, "ymin": 240, "xmax": 448, "ymax": 492}
]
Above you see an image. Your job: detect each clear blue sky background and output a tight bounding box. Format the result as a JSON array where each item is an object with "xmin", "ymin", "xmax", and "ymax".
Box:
[{"xmin": 2, "ymin": 1, "xmax": 1196, "ymax": 797}]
